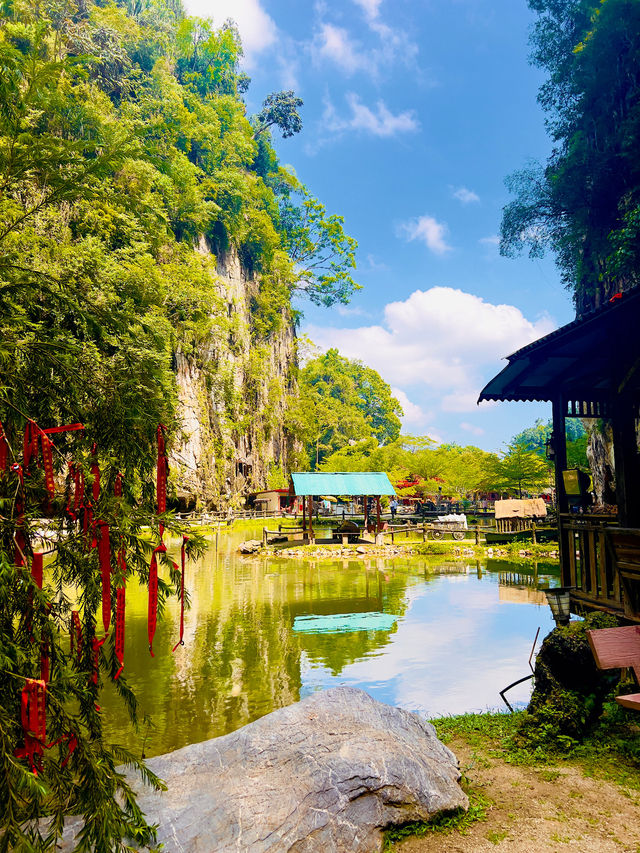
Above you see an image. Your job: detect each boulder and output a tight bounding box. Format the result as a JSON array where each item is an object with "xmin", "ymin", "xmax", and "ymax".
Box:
[
  {"xmin": 238, "ymin": 539, "xmax": 263, "ymax": 554},
  {"xmin": 60, "ymin": 687, "xmax": 467, "ymax": 852}
]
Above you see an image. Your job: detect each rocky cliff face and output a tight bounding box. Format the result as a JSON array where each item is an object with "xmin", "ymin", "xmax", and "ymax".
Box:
[{"xmin": 170, "ymin": 246, "xmax": 298, "ymax": 509}]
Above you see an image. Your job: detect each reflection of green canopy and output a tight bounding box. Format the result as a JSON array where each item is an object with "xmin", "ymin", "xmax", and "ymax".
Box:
[
  {"xmin": 291, "ymin": 472, "xmax": 395, "ymax": 497},
  {"xmin": 292, "ymin": 612, "xmax": 397, "ymax": 633}
]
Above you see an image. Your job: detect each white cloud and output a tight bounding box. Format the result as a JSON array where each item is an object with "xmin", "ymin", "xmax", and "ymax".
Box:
[
  {"xmin": 479, "ymin": 235, "xmax": 500, "ymax": 246},
  {"xmin": 391, "ymin": 388, "xmax": 430, "ymax": 427},
  {"xmin": 399, "ymin": 215, "xmax": 451, "ymax": 255},
  {"xmin": 183, "ymin": 0, "xmax": 277, "ymax": 62},
  {"xmin": 460, "ymin": 421, "xmax": 485, "ymax": 436},
  {"xmin": 352, "ymin": 0, "xmax": 383, "ymax": 19},
  {"xmin": 314, "ymin": 23, "xmax": 368, "ymax": 74},
  {"xmin": 324, "ymin": 93, "xmax": 419, "ymax": 138},
  {"xmin": 306, "ymin": 287, "xmax": 555, "ymax": 414},
  {"xmin": 453, "ymin": 186, "xmax": 480, "ymax": 204}
]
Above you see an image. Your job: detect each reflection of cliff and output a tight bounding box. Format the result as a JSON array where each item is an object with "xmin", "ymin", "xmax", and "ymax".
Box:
[{"xmin": 99, "ymin": 554, "xmax": 418, "ymax": 756}]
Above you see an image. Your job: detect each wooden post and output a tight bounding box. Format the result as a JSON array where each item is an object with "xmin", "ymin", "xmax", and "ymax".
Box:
[
  {"xmin": 308, "ymin": 495, "xmax": 314, "ymax": 542},
  {"xmin": 475, "ymin": 527, "xmax": 480, "ymax": 545},
  {"xmin": 422, "ymin": 525, "xmax": 426, "ymax": 542},
  {"xmin": 364, "ymin": 495, "xmax": 369, "ymax": 531},
  {"xmin": 532, "ymin": 522, "xmax": 537, "ymax": 545},
  {"xmin": 611, "ymin": 395, "xmax": 640, "ymax": 527},
  {"xmin": 552, "ymin": 395, "xmax": 570, "ymax": 586},
  {"xmin": 376, "ymin": 496, "xmax": 381, "ymax": 532},
  {"xmin": 262, "ymin": 527, "xmax": 267, "ymax": 546},
  {"xmin": 302, "ymin": 497, "xmax": 306, "ymax": 533}
]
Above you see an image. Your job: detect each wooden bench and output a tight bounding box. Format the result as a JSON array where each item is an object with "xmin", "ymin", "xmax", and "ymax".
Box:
[{"xmin": 586, "ymin": 626, "xmax": 640, "ymax": 711}]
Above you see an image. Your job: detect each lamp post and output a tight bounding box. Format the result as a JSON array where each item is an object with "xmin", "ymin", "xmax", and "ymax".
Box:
[{"xmin": 544, "ymin": 586, "xmax": 573, "ymax": 626}]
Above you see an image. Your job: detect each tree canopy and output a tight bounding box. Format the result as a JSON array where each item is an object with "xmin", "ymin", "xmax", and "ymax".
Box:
[
  {"xmin": 500, "ymin": 0, "xmax": 640, "ymax": 313},
  {"xmin": 289, "ymin": 348, "xmax": 403, "ymax": 468},
  {"xmin": 0, "ymin": 0, "xmax": 358, "ymax": 846}
]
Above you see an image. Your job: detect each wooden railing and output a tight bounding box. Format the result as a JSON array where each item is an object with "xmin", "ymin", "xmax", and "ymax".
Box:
[{"xmin": 558, "ymin": 514, "xmax": 640, "ymax": 620}]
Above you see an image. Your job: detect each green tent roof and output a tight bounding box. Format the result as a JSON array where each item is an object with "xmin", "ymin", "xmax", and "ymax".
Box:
[{"xmin": 291, "ymin": 472, "xmax": 395, "ymax": 496}]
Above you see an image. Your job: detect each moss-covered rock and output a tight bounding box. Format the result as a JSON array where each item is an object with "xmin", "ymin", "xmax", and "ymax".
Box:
[{"xmin": 517, "ymin": 612, "xmax": 621, "ymax": 748}]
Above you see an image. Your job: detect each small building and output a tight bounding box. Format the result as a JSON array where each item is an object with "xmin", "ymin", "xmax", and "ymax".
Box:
[
  {"xmin": 250, "ymin": 489, "xmax": 296, "ymax": 514},
  {"xmin": 290, "ymin": 471, "xmax": 396, "ymax": 542},
  {"xmin": 480, "ymin": 288, "xmax": 640, "ymax": 622}
]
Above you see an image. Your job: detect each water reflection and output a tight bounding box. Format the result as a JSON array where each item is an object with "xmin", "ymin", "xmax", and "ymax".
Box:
[{"xmin": 100, "ymin": 527, "xmax": 557, "ymax": 757}]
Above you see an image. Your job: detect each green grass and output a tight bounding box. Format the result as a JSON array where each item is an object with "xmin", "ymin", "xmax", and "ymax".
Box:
[
  {"xmin": 432, "ymin": 705, "xmax": 640, "ymax": 789},
  {"xmin": 383, "ymin": 788, "xmax": 490, "ymax": 849}
]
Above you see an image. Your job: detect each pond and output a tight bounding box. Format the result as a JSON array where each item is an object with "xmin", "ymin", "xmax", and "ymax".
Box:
[{"xmin": 101, "ymin": 524, "xmax": 558, "ymax": 758}]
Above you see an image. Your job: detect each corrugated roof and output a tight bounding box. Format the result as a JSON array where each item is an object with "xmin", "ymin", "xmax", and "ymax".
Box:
[
  {"xmin": 478, "ymin": 288, "xmax": 640, "ymax": 405},
  {"xmin": 291, "ymin": 472, "xmax": 395, "ymax": 496}
]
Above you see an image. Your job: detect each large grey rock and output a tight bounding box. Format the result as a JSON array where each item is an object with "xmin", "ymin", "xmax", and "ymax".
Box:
[{"xmin": 63, "ymin": 687, "xmax": 467, "ymax": 852}]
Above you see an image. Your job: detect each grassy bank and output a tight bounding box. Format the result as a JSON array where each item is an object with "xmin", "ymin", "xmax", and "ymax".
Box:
[
  {"xmin": 258, "ymin": 538, "xmax": 560, "ymax": 566},
  {"xmin": 384, "ymin": 703, "xmax": 640, "ymax": 849}
]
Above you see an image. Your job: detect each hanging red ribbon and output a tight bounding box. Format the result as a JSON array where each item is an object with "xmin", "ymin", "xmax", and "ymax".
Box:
[
  {"xmin": 172, "ymin": 536, "xmax": 189, "ymax": 652},
  {"xmin": 114, "ymin": 471, "xmax": 123, "ymax": 498},
  {"xmin": 40, "ymin": 433, "xmax": 55, "ymax": 499},
  {"xmin": 97, "ymin": 522, "xmax": 111, "ymax": 634},
  {"xmin": 15, "ymin": 679, "xmax": 46, "ymax": 776},
  {"xmin": 148, "ymin": 542, "xmax": 165, "ymax": 657},
  {"xmin": 91, "ymin": 635, "xmax": 106, "ymax": 686},
  {"xmin": 70, "ymin": 611, "xmax": 83, "ymax": 662},
  {"xmin": 90, "ymin": 443, "xmax": 100, "ymax": 502},
  {"xmin": 31, "ymin": 552, "xmax": 43, "ymax": 589},
  {"xmin": 0, "ymin": 420, "xmax": 8, "ymax": 473},
  {"xmin": 114, "ymin": 548, "xmax": 126, "ymax": 679},
  {"xmin": 73, "ymin": 466, "xmax": 84, "ymax": 516},
  {"xmin": 43, "ymin": 424, "xmax": 85, "ymax": 435},
  {"xmin": 23, "ymin": 421, "xmax": 38, "ymax": 470}
]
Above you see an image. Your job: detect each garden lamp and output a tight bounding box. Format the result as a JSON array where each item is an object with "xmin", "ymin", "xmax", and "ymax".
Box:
[{"xmin": 544, "ymin": 587, "xmax": 573, "ymax": 626}]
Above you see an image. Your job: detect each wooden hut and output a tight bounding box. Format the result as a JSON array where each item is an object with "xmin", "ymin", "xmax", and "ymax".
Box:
[
  {"xmin": 289, "ymin": 472, "xmax": 395, "ymax": 544},
  {"xmin": 479, "ymin": 288, "xmax": 640, "ymax": 621}
]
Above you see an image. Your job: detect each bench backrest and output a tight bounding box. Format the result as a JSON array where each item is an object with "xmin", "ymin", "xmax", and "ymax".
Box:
[{"xmin": 586, "ymin": 626, "xmax": 640, "ymax": 682}]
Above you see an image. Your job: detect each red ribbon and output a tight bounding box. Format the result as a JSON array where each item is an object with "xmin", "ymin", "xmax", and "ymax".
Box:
[
  {"xmin": 40, "ymin": 433, "xmax": 55, "ymax": 498},
  {"xmin": 172, "ymin": 536, "xmax": 189, "ymax": 652},
  {"xmin": 97, "ymin": 522, "xmax": 111, "ymax": 634},
  {"xmin": 0, "ymin": 420, "xmax": 8, "ymax": 473},
  {"xmin": 23, "ymin": 421, "xmax": 38, "ymax": 470},
  {"xmin": 148, "ymin": 542, "xmax": 165, "ymax": 657},
  {"xmin": 91, "ymin": 635, "xmax": 106, "ymax": 686},
  {"xmin": 114, "ymin": 549, "xmax": 126, "ymax": 679},
  {"xmin": 114, "ymin": 471, "xmax": 123, "ymax": 498},
  {"xmin": 70, "ymin": 611, "xmax": 83, "ymax": 662},
  {"xmin": 15, "ymin": 679, "xmax": 46, "ymax": 775},
  {"xmin": 43, "ymin": 424, "xmax": 85, "ymax": 435}
]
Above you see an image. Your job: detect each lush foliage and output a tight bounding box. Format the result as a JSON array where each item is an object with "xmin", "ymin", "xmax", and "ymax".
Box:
[
  {"xmin": 289, "ymin": 348, "xmax": 403, "ymax": 468},
  {"xmin": 0, "ymin": 0, "xmax": 357, "ymax": 846},
  {"xmin": 501, "ymin": 0, "xmax": 640, "ymax": 313},
  {"xmin": 512, "ymin": 417, "xmax": 588, "ymax": 470}
]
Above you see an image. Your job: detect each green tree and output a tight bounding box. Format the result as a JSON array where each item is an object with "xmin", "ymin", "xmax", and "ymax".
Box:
[
  {"xmin": 253, "ymin": 90, "xmax": 303, "ymax": 139},
  {"xmin": 500, "ymin": 0, "xmax": 640, "ymax": 314},
  {"xmin": 489, "ymin": 443, "xmax": 552, "ymax": 497},
  {"xmin": 292, "ymin": 349, "xmax": 403, "ymax": 468}
]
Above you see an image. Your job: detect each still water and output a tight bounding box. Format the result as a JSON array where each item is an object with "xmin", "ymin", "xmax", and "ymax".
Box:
[{"xmin": 101, "ymin": 525, "xmax": 558, "ymax": 757}]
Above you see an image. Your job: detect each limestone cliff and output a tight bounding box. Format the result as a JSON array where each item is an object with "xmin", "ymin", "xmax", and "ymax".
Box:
[{"xmin": 170, "ymin": 246, "xmax": 299, "ymax": 509}]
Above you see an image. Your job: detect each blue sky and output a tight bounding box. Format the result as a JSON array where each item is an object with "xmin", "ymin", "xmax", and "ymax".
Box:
[{"xmin": 185, "ymin": 0, "xmax": 575, "ymax": 452}]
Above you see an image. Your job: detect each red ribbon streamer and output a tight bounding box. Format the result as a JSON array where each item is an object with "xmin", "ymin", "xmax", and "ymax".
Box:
[
  {"xmin": 91, "ymin": 635, "xmax": 106, "ymax": 686},
  {"xmin": 97, "ymin": 522, "xmax": 111, "ymax": 634},
  {"xmin": 147, "ymin": 542, "xmax": 166, "ymax": 657},
  {"xmin": 172, "ymin": 536, "xmax": 189, "ymax": 652},
  {"xmin": 114, "ymin": 549, "xmax": 126, "ymax": 679},
  {"xmin": 114, "ymin": 471, "xmax": 123, "ymax": 498},
  {"xmin": 23, "ymin": 421, "xmax": 38, "ymax": 470},
  {"xmin": 70, "ymin": 611, "xmax": 83, "ymax": 662},
  {"xmin": 0, "ymin": 421, "xmax": 8, "ymax": 473},
  {"xmin": 15, "ymin": 679, "xmax": 46, "ymax": 775},
  {"xmin": 43, "ymin": 424, "xmax": 85, "ymax": 435},
  {"xmin": 40, "ymin": 434, "xmax": 55, "ymax": 498}
]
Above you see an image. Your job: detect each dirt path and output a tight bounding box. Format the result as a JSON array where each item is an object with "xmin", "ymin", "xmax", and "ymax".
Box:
[{"xmin": 396, "ymin": 739, "xmax": 640, "ymax": 853}]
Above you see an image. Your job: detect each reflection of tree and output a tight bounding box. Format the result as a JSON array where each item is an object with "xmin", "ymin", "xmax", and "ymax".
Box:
[{"xmin": 98, "ymin": 551, "xmax": 417, "ymax": 756}]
